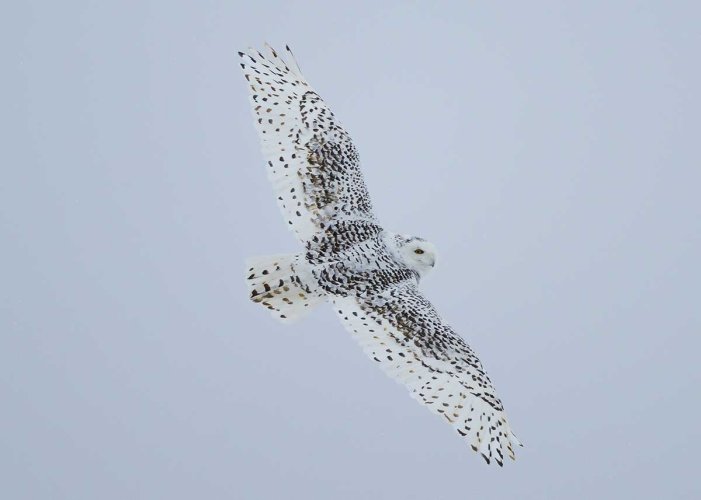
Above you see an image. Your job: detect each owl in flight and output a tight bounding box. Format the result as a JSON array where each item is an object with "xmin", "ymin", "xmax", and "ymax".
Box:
[{"xmin": 239, "ymin": 44, "xmax": 521, "ymax": 466}]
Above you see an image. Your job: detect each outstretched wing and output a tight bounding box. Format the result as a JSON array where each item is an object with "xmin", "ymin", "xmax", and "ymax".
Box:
[
  {"xmin": 239, "ymin": 45, "xmax": 377, "ymax": 244},
  {"xmin": 333, "ymin": 283, "xmax": 522, "ymax": 466}
]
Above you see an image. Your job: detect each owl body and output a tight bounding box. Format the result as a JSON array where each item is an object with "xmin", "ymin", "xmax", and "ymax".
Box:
[{"xmin": 307, "ymin": 228, "xmax": 420, "ymax": 295}]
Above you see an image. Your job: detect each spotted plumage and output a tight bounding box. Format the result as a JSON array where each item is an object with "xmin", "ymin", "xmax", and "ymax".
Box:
[{"xmin": 240, "ymin": 44, "xmax": 521, "ymax": 466}]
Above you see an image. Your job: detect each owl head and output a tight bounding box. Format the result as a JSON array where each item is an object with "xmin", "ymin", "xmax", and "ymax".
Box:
[{"xmin": 396, "ymin": 235, "xmax": 438, "ymax": 276}]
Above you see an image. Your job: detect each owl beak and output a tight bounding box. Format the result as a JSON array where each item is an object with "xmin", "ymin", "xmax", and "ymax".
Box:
[{"xmin": 429, "ymin": 258, "xmax": 436, "ymax": 268}]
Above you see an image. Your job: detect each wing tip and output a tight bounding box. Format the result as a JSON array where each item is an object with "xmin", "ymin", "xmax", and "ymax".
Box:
[{"xmin": 237, "ymin": 43, "xmax": 305, "ymax": 81}]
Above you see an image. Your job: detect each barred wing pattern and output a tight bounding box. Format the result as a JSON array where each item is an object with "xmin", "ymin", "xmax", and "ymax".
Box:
[
  {"xmin": 239, "ymin": 45, "xmax": 377, "ymax": 244},
  {"xmin": 333, "ymin": 283, "xmax": 522, "ymax": 466}
]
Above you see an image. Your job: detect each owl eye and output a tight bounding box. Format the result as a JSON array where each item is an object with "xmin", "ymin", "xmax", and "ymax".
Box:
[{"xmin": 414, "ymin": 249, "xmax": 424, "ymax": 255}]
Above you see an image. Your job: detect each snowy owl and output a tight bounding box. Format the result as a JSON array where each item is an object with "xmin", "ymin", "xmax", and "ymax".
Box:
[{"xmin": 239, "ymin": 44, "xmax": 521, "ymax": 466}]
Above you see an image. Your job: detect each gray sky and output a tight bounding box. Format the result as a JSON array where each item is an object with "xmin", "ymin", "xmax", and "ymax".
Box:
[{"xmin": 2, "ymin": 1, "xmax": 700, "ymax": 499}]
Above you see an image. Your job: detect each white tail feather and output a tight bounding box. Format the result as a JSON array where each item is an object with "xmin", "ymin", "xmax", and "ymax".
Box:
[{"xmin": 245, "ymin": 254, "xmax": 324, "ymax": 323}]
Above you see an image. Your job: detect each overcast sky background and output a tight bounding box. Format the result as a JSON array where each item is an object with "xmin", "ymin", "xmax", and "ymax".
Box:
[{"xmin": 2, "ymin": 1, "xmax": 700, "ymax": 499}]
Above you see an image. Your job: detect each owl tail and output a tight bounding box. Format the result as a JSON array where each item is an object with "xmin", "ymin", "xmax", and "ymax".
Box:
[{"xmin": 245, "ymin": 253, "xmax": 325, "ymax": 323}]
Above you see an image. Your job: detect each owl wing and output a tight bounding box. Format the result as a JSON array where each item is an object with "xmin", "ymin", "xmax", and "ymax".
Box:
[
  {"xmin": 333, "ymin": 283, "xmax": 522, "ymax": 466},
  {"xmin": 239, "ymin": 45, "xmax": 377, "ymax": 244}
]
